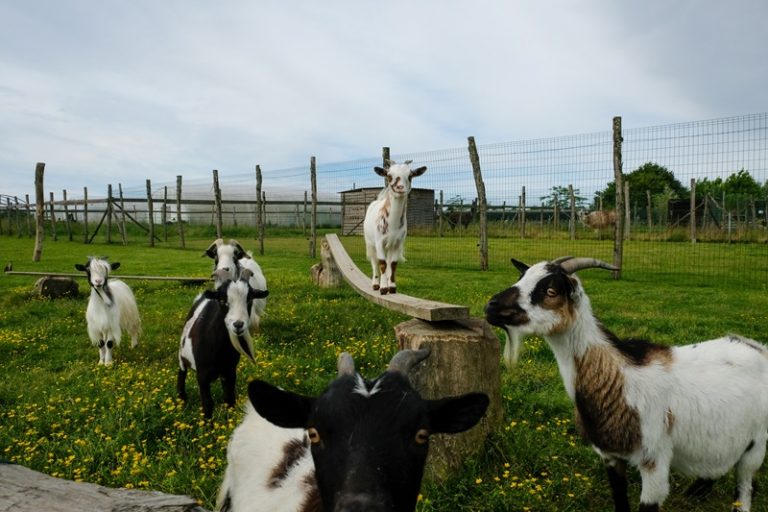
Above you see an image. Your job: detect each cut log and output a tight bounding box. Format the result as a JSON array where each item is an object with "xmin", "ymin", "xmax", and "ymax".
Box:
[
  {"xmin": 394, "ymin": 317, "xmax": 502, "ymax": 481},
  {"xmin": 34, "ymin": 277, "xmax": 79, "ymax": 298},
  {"xmin": 310, "ymin": 237, "xmax": 342, "ymax": 288}
]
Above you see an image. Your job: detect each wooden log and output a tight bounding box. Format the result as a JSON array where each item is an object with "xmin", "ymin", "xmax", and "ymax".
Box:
[
  {"xmin": 323, "ymin": 234, "xmax": 468, "ymax": 322},
  {"xmin": 395, "ymin": 318, "xmax": 502, "ymax": 481},
  {"xmin": 34, "ymin": 276, "xmax": 79, "ymax": 298},
  {"xmin": 0, "ymin": 462, "xmax": 210, "ymax": 512}
]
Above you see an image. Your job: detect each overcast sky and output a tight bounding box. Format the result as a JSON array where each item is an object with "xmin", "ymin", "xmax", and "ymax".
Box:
[{"xmin": 2, "ymin": 0, "xmax": 766, "ymax": 199}]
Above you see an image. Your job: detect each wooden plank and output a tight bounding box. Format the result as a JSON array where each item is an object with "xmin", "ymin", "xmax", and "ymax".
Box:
[
  {"xmin": 4, "ymin": 265, "xmax": 207, "ymax": 284},
  {"xmin": 324, "ymin": 234, "xmax": 469, "ymax": 322}
]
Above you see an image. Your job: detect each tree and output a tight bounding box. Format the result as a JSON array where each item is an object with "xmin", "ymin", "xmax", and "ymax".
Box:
[
  {"xmin": 595, "ymin": 162, "xmax": 688, "ymax": 209},
  {"xmin": 539, "ymin": 186, "xmax": 587, "ymax": 210}
]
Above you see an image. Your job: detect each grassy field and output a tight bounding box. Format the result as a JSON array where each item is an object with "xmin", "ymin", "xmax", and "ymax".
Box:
[{"xmin": 1, "ymin": 233, "xmax": 767, "ymax": 511}]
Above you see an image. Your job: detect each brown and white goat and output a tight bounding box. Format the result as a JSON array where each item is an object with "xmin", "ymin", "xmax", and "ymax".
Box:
[
  {"xmin": 485, "ymin": 256, "xmax": 768, "ymax": 512},
  {"xmin": 363, "ymin": 160, "xmax": 427, "ymax": 294},
  {"xmin": 217, "ymin": 348, "xmax": 489, "ymax": 512},
  {"xmin": 578, "ymin": 209, "xmax": 618, "ymax": 239}
]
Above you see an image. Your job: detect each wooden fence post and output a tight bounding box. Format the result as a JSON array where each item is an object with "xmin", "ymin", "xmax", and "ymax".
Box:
[
  {"xmin": 624, "ymin": 181, "xmax": 631, "ymax": 241},
  {"xmin": 146, "ymin": 179, "xmax": 155, "ymax": 247},
  {"xmin": 63, "ymin": 190, "xmax": 72, "ymax": 241},
  {"xmin": 106, "ymin": 185, "xmax": 113, "ymax": 244},
  {"xmin": 439, "ymin": 190, "xmax": 444, "ymax": 237},
  {"xmin": 256, "ymin": 165, "xmax": 264, "ymax": 255},
  {"xmin": 467, "ymin": 136, "xmax": 488, "ymax": 271},
  {"xmin": 213, "ymin": 169, "xmax": 223, "ymax": 239},
  {"xmin": 612, "ymin": 116, "xmax": 624, "ymax": 279},
  {"xmin": 118, "ymin": 183, "xmax": 128, "ymax": 245},
  {"xmin": 310, "ymin": 156, "xmax": 318, "ymax": 259},
  {"xmin": 33, "ymin": 163, "xmax": 45, "ymax": 261},
  {"xmin": 48, "ymin": 192, "xmax": 57, "ymax": 241},
  {"xmin": 25, "ymin": 194, "xmax": 32, "ymax": 238},
  {"xmin": 569, "ymin": 184, "xmax": 576, "ymax": 240},
  {"xmin": 14, "ymin": 197, "xmax": 22, "ymax": 236},
  {"xmin": 83, "ymin": 187, "xmax": 89, "ymax": 244},
  {"xmin": 162, "ymin": 186, "xmax": 168, "ymax": 242},
  {"xmin": 519, "ymin": 186, "xmax": 526, "ymax": 239},
  {"xmin": 176, "ymin": 176, "xmax": 185, "ymax": 249},
  {"xmin": 690, "ymin": 178, "xmax": 697, "ymax": 243}
]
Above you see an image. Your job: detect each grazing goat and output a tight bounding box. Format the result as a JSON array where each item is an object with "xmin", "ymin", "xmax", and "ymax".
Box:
[
  {"xmin": 363, "ymin": 160, "xmax": 427, "ymax": 294},
  {"xmin": 75, "ymin": 257, "xmax": 141, "ymax": 365},
  {"xmin": 485, "ymin": 256, "xmax": 768, "ymax": 512},
  {"xmin": 217, "ymin": 348, "xmax": 489, "ymax": 512},
  {"xmin": 178, "ymin": 269, "xmax": 269, "ymax": 419},
  {"xmin": 579, "ymin": 209, "xmax": 618, "ymax": 239},
  {"xmin": 204, "ymin": 238, "xmax": 268, "ymax": 330}
]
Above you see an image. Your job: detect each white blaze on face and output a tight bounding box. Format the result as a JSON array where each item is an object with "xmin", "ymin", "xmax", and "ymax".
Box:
[
  {"xmin": 385, "ymin": 163, "xmax": 414, "ymax": 195},
  {"xmin": 88, "ymin": 259, "xmax": 112, "ymax": 288},
  {"xmin": 214, "ymin": 245, "xmax": 239, "ymax": 285},
  {"xmin": 224, "ymin": 280, "xmax": 255, "ymax": 360}
]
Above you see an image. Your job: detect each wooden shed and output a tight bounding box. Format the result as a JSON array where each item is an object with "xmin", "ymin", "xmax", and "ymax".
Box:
[{"xmin": 340, "ymin": 187, "xmax": 435, "ymax": 235}]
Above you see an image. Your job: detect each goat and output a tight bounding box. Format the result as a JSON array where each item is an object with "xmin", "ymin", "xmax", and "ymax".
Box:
[
  {"xmin": 363, "ymin": 160, "xmax": 427, "ymax": 294},
  {"xmin": 485, "ymin": 256, "xmax": 768, "ymax": 512},
  {"xmin": 216, "ymin": 348, "xmax": 489, "ymax": 512},
  {"xmin": 74, "ymin": 257, "xmax": 141, "ymax": 365},
  {"xmin": 178, "ymin": 269, "xmax": 269, "ymax": 419},
  {"xmin": 579, "ymin": 209, "xmax": 618, "ymax": 239},
  {"xmin": 203, "ymin": 238, "xmax": 268, "ymax": 330}
]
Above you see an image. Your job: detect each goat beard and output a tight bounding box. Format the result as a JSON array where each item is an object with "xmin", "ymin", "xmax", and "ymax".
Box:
[
  {"xmin": 502, "ymin": 328, "xmax": 522, "ymax": 370},
  {"xmin": 228, "ymin": 332, "xmax": 255, "ymax": 362}
]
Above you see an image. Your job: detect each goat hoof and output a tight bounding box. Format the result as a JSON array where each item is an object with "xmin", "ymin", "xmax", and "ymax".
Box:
[
  {"xmin": 380, "ymin": 287, "xmax": 389, "ymax": 295},
  {"xmin": 389, "ymin": 288, "xmax": 397, "ymax": 294},
  {"xmin": 372, "ymin": 284, "xmax": 380, "ymax": 290}
]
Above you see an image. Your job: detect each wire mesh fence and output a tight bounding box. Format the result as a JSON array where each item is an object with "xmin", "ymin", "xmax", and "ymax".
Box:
[{"xmin": 2, "ymin": 113, "xmax": 767, "ymax": 287}]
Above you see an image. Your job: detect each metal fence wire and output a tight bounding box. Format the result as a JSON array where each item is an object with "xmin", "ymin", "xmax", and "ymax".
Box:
[{"xmin": 2, "ymin": 113, "xmax": 767, "ymax": 287}]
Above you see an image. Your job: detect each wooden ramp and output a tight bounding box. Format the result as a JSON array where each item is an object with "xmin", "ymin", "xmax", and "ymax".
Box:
[{"xmin": 324, "ymin": 234, "xmax": 469, "ymax": 322}]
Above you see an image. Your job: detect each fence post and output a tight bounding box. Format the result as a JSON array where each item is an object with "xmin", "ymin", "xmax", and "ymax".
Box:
[
  {"xmin": 439, "ymin": 190, "xmax": 444, "ymax": 237},
  {"xmin": 146, "ymin": 179, "xmax": 155, "ymax": 247},
  {"xmin": 63, "ymin": 190, "xmax": 72, "ymax": 241},
  {"xmin": 624, "ymin": 181, "xmax": 631, "ymax": 241},
  {"xmin": 467, "ymin": 136, "xmax": 488, "ymax": 270},
  {"xmin": 646, "ymin": 190, "xmax": 653, "ymax": 234},
  {"xmin": 49, "ymin": 192, "xmax": 58, "ymax": 241},
  {"xmin": 25, "ymin": 194, "xmax": 32, "ymax": 238},
  {"xmin": 612, "ymin": 116, "xmax": 624, "ymax": 279},
  {"xmin": 162, "ymin": 186, "xmax": 168, "ymax": 242},
  {"xmin": 310, "ymin": 156, "xmax": 318, "ymax": 259},
  {"xmin": 519, "ymin": 186, "xmax": 526, "ymax": 239},
  {"xmin": 569, "ymin": 185, "xmax": 576, "ymax": 240},
  {"xmin": 256, "ymin": 165, "xmax": 264, "ymax": 255},
  {"xmin": 118, "ymin": 183, "xmax": 128, "ymax": 245},
  {"xmin": 690, "ymin": 178, "xmax": 697, "ymax": 243},
  {"xmin": 176, "ymin": 176, "xmax": 185, "ymax": 248},
  {"xmin": 213, "ymin": 169, "xmax": 223, "ymax": 239},
  {"xmin": 33, "ymin": 163, "xmax": 45, "ymax": 261},
  {"xmin": 106, "ymin": 185, "xmax": 113, "ymax": 244},
  {"xmin": 14, "ymin": 197, "xmax": 22, "ymax": 237},
  {"xmin": 83, "ymin": 187, "xmax": 89, "ymax": 244}
]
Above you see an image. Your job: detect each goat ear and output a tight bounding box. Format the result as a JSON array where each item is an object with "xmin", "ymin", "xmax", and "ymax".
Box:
[
  {"xmin": 203, "ymin": 239, "xmax": 222, "ymax": 259},
  {"xmin": 410, "ymin": 166, "xmax": 427, "ymax": 177},
  {"xmin": 511, "ymin": 258, "xmax": 529, "ymax": 275},
  {"xmin": 249, "ymin": 288, "xmax": 269, "ymax": 299},
  {"xmin": 373, "ymin": 166, "xmax": 388, "ymax": 178},
  {"xmin": 427, "ymin": 393, "xmax": 489, "ymax": 434},
  {"xmin": 229, "ymin": 240, "xmax": 247, "ymax": 259},
  {"xmin": 110, "ymin": 262, "xmax": 121, "ymax": 271},
  {"xmin": 248, "ymin": 380, "xmax": 314, "ymax": 429},
  {"xmin": 75, "ymin": 263, "xmax": 87, "ymax": 271}
]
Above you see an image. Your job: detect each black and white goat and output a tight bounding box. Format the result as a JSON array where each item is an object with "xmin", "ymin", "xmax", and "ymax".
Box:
[
  {"xmin": 204, "ymin": 238, "xmax": 267, "ymax": 330},
  {"xmin": 217, "ymin": 348, "xmax": 489, "ymax": 512},
  {"xmin": 363, "ymin": 160, "xmax": 427, "ymax": 294},
  {"xmin": 485, "ymin": 256, "xmax": 768, "ymax": 512},
  {"xmin": 75, "ymin": 257, "xmax": 141, "ymax": 365},
  {"xmin": 178, "ymin": 269, "xmax": 269, "ymax": 419}
]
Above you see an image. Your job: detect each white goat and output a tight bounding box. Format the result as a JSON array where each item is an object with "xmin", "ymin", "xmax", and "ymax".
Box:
[
  {"xmin": 217, "ymin": 349, "xmax": 488, "ymax": 512},
  {"xmin": 75, "ymin": 257, "xmax": 141, "ymax": 365},
  {"xmin": 363, "ymin": 160, "xmax": 427, "ymax": 294},
  {"xmin": 203, "ymin": 238, "xmax": 267, "ymax": 329},
  {"xmin": 485, "ymin": 256, "xmax": 768, "ymax": 512}
]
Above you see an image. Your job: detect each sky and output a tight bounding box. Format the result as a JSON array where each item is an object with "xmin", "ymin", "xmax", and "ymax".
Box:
[{"xmin": 2, "ymin": 0, "xmax": 767, "ymax": 200}]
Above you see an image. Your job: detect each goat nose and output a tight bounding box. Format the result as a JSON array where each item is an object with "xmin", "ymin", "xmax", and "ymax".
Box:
[{"xmin": 233, "ymin": 320, "xmax": 244, "ymax": 331}]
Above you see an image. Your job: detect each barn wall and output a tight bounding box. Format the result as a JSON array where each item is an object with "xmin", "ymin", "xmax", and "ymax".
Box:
[{"xmin": 341, "ymin": 188, "xmax": 435, "ymax": 235}]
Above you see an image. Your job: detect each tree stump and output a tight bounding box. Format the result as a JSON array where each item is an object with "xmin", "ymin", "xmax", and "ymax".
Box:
[
  {"xmin": 394, "ymin": 317, "xmax": 502, "ymax": 481},
  {"xmin": 0, "ymin": 462, "xmax": 210, "ymax": 512},
  {"xmin": 310, "ymin": 237, "xmax": 342, "ymax": 288},
  {"xmin": 34, "ymin": 277, "xmax": 79, "ymax": 298}
]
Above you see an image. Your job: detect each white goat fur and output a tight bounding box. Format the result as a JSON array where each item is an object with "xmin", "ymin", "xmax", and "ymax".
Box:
[
  {"xmin": 363, "ymin": 161, "xmax": 426, "ymax": 294},
  {"xmin": 488, "ymin": 260, "xmax": 768, "ymax": 511},
  {"xmin": 78, "ymin": 258, "xmax": 141, "ymax": 365},
  {"xmin": 217, "ymin": 403, "xmax": 313, "ymax": 511},
  {"xmin": 207, "ymin": 240, "xmax": 267, "ymax": 320}
]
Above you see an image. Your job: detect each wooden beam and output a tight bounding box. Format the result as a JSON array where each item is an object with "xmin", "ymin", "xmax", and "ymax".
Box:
[
  {"xmin": 4, "ymin": 264, "xmax": 207, "ymax": 284},
  {"xmin": 324, "ymin": 234, "xmax": 469, "ymax": 322}
]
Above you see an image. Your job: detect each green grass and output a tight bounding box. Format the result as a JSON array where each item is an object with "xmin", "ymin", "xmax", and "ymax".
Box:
[{"xmin": 1, "ymin": 234, "xmax": 767, "ymax": 511}]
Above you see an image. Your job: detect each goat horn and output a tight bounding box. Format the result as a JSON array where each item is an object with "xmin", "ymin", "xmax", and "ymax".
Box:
[
  {"xmin": 337, "ymin": 352, "xmax": 356, "ymax": 377},
  {"xmin": 551, "ymin": 255, "xmax": 575, "ymax": 265},
  {"xmin": 556, "ymin": 257, "xmax": 619, "ymax": 274},
  {"xmin": 388, "ymin": 347, "xmax": 431, "ymax": 375},
  {"xmin": 403, "ymin": 159, "xmax": 413, "ymax": 165}
]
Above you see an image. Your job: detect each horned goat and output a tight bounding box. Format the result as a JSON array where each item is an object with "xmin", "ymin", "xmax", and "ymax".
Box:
[
  {"xmin": 484, "ymin": 256, "xmax": 768, "ymax": 512},
  {"xmin": 363, "ymin": 160, "xmax": 427, "ymax": 294},
  {"xmin": 217, "ymin": 348, "xmax": 489, "ymax": 512},
  {"xmin": 75, "ymin": 257, "xmax": 141, "ymax": 365},
  {"xmin": 204, "ymin": 238, "xmax": 268, "ymax": 330},
  {"xmin": 178, "ymin": 269, "xmax": 269, "ymax": 419}
]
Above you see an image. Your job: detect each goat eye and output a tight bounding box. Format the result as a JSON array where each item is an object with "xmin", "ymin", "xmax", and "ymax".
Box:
[
  {"xmin": 415, "ymin": 429, "xmax": 430, "ymax": 445},
  {"xmin": 307, "ymin": 427, "xmax": 321, "ymax": 445},
  {"xmin": 546, "ymin": 288, "xmax": 558, "ymax": 297}
]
